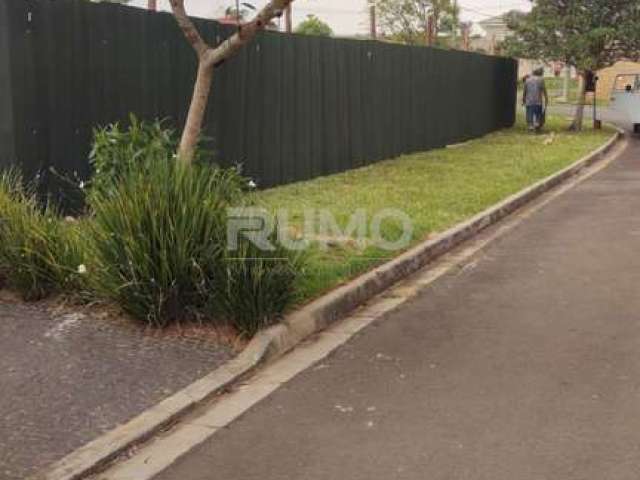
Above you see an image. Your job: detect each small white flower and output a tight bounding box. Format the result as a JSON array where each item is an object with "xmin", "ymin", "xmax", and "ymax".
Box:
[
  {"xmin": 77, "ymin": 264, "xmax": 87, "ymax": 275},
  {"xmin": 248, "ymin": 180, "xmax": 257, "ymax": 189},
  {"xmin": 79, "ymin": 181, "xmax": 85, "ymax": 190}
]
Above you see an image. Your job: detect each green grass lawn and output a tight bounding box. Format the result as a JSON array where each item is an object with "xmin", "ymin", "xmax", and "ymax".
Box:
[{"xmin": 257, "ymin": 115, "xmax": 614, "ymax": 302}]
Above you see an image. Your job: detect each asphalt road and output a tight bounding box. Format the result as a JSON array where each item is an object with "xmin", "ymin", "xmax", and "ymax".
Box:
[
  {"xmin": 156, "ymin": 137, "xmax": 640, "ymax": 480},
  {"xmin": 0, "ymin": 302, "xmax": 232, "ymax": 480},
  {"xmin": 547, "ymin": 104, "xmax": 632, "ymax": 131}
]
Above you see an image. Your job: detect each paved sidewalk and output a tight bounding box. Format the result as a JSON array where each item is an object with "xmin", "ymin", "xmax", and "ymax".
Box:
[
  {"xmin": 157, "ymin": 138, "xmax": 640, "ymax": 480},
  {"xmin": 0, "ymin": 301, "xmax": 233, "ymax": 480}
]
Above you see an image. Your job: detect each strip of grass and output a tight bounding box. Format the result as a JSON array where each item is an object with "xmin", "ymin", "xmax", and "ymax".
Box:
[{"xmin": 257, "ymin": 115, "xmax": 614, "ymax": 302}]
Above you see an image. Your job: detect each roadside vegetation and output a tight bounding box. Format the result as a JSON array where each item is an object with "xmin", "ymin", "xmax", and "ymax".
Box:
[
  {"xmin": 0, "ymin": 115, "xmax": 613, "ymax": 335},
  {"xmin": 0, "ymin": 171, "xmax": 88, "ymax": 300},
  {"xmin": 258, "ymin": 114, "xmax": 614, "ymax": 300},
  {"xmin": 0, "ymin": 120, "xmax": 300, "ymax": 335}
]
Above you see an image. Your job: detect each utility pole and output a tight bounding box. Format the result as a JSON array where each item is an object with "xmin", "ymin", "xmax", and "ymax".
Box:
[
  {"xmin": 147, "ymin": 0, "xmax": 157, "ymax": 11},
  {"xmin": 369, "ymin": 1, "xmax": 377, "ymax": 40},
  {"xmin": 285, "ymin": 4, "xmax": 292, "ymax": 33}
]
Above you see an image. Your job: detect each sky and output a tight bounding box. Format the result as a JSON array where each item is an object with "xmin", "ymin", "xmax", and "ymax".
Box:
[{"xmin": 128, "ymin": 0, "xmax": 533, "ymax": 37}]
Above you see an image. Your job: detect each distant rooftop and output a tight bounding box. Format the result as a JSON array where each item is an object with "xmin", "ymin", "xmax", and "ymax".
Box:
[
  {"xmin": 475, "ymin": 11, "xmax": 524, "ymax": 41},
  {"xmin": 478, "ymin": 14, "xmax": 509, "ymax": 28}
]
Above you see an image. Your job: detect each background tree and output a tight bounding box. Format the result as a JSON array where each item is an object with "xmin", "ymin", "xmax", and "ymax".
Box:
[
  {"xmin": 430, "ymin": 0, "xmax": 456, "ymax": 42},
  {"xmin": 377, "ymin": 0, "xmax": 425, "ymax": 45},
  {"xmin": 438, "ymin": 10, "xmax": 458, "ymax": 36},
  {"xmin": 377, "ymin": 0, "xmax": 456, "ymax": 46},
  {"xmin": 295, "ymin": 15, "xmax": 333, "ymax": 37},
  {"xmin": 504, "ymin": 0, "xmax": 640, "ymax": 130},
  {"xmin": 169, "ymin": 0, "xmax": 295, "ymax": 163}
]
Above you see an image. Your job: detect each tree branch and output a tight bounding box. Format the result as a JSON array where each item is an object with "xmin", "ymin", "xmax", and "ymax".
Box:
[
  {"xmin": 170, "ymin": 0, "xmax": 296, "ymax": 164},
  {"xmin": 204, "ymin": 0, "xmax": 294, "ymax": 68},
  {"xmin": 169, "ymin": 0, "xmax": 210, "ymax": 59}
]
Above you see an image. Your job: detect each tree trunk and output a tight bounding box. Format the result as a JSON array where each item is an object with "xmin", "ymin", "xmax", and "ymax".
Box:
[
  {"xmin": 433, "ymin": 7, "xmax": 439, "ymax": 40},
  {"xmin": 369, "ymin": 3, "xmax": 377, "ymax": 39},
  {"xmin": 170, "ymin": 0, "xmax": 295, "ymax": 165},
  {"xmin": 570, "ymin": 72, "xmax": 586, "ymax": 131},
  {"xmin": 452, "ymin": 0, "xmax": 458, "ymax": 46},
  {"xmin": 561, "ymin": 65, "xmax": 570, "ymax": 102},
  {"xmin": 285, "ymin": 4, "xmax": 292, "ymax": 33},
  {"xmin": 178, "ymin": 63, "xmax": 214, "ymax": 164}
]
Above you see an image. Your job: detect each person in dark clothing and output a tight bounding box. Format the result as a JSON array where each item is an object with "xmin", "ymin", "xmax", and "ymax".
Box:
[{"xmin": 523, "ymin": 68, "xmax": 549, "ymax": 132}]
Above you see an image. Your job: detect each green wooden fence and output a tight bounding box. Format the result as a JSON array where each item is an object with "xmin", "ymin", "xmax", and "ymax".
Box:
[{"xmin": 0, "ymin": 0, "xmax": 517, "ymax": 204}]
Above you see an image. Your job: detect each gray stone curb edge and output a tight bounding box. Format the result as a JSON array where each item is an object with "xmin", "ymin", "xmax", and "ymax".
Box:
[{"xmin": 38, "ymin": 127, "xmax": 624, "ymax": 480}]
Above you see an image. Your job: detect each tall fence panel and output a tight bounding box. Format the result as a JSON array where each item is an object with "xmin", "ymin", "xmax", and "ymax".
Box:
[
  {"xmin": 0, "ymin": 0, "xmax": 517, "ymax": 203},
  {"xmin": 0, "ymin": 0, "xmax": 15, "ymax": 166}
]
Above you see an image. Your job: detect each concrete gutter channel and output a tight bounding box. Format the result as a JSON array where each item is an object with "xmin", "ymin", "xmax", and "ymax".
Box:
[{"xmin": 34, "ymin": 128, "xmax": 624, "ymax": 480}]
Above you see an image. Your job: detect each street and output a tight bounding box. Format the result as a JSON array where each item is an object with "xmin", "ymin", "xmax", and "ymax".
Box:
[{"xmin": 152, "ymin": 135, "xmax": 640, "ymax": 479}]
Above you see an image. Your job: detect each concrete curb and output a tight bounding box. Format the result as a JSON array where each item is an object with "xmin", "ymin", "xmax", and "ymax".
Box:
[{"xmin": 37, "ymin": 128, "xmax": 623, "ymax": 480}]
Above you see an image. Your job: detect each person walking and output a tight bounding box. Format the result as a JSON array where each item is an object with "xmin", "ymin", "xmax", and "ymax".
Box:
[{"xmin": 523, "ymin": 67, "xmax": 549, "ymax": 132}]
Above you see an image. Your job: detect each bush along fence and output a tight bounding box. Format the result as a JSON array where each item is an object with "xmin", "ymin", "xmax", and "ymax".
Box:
[
  {"xmin": 0, "ymin": 0, "xmax": 517, "ymax": 207},
  {"xmin": 0, "ymin": 119, "xmax": 302, "ymax": 334}
]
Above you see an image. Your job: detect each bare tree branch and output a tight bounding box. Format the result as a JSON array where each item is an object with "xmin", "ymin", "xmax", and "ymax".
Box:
[
  {"xmin": 171, "ymin": 0, "xmax": 296, "ymax": 164},
  {"xmin": 204, "ymin": 0, "xmax": 293, "ymax": 67},
  {"xmin": 169, "ymin": 0, "xmax": 210, "ymax": 59}
]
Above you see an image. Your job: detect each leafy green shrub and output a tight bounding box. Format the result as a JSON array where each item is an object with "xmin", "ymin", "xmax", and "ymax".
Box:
[
  {"xmin": 0, "ymin": 117, "xmax": 302, "ymax": 335},
  {"xmin": 89, "ymin": 115, "xmax": 177, "ymax": 199},
  {"xmin": 212, "ymin": 239, "xmax": 302, "ymax": 336},
  {"xmin": 54, "ymin": 220, "xmax": 90, "ymax": 294},
  {"xmin": 0, "ymin": 171, "xmax": 86, "ymax": 299},
  {"xmin": 0, "ymin": 170, "xmax": 20, "ymax": 289},
  {"xmin": 85, "ymin": 117, "xmax": 303, "ymax": 333},
  {"xmin": 87, "ymin": 154, "xmax": 303, "ymax": 332},
  {"xmin": 87, "ymin": 158, "xmax": 246, "ymax": 327}
]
